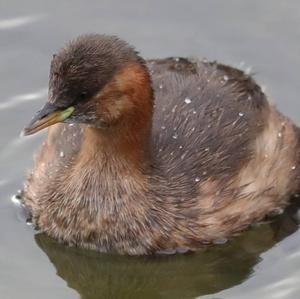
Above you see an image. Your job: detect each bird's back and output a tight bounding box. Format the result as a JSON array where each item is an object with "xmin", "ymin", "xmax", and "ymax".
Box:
[{"xmin": 148, "ymin": 58, "xmax": 268, "ymax": 185}]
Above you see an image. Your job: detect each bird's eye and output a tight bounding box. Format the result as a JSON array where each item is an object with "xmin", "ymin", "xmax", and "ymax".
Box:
[{"xmin": 79, "ymin": 91, "xmax": 88, "ymax": 100}]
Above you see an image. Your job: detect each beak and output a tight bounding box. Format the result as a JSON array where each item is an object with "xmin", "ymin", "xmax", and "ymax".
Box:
[{"xmin": 22, "ymin": 102, "xmax": 75, "ymax": 136}]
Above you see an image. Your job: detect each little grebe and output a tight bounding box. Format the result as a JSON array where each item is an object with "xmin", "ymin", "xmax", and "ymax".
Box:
[{"xmin": 22, "ymin": 34, "xmax": 300, "ymax": 255}]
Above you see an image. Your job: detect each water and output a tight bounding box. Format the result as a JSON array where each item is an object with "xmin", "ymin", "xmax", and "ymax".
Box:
[{"xmin": 1, "ymin": 1, "xmax": 300, "ymax": 298}]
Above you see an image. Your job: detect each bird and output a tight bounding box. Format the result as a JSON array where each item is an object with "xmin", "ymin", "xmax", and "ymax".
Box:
[{"xmin": 22, "ymin": 34, "xmax": 300, "ymax": 255}]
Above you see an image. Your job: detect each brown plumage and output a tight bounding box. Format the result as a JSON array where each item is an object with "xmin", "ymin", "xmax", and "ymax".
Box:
[{"xmin": 22, "ymin": 34, "xmax": 300, "ymax": 255}]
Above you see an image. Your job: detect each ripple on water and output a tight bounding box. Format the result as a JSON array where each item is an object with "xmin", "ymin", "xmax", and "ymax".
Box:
[
  {"xmin": 0, "ymin": 15, "xmax": 45, "ymax": 30},
  {"xmin": 0, "ymin": 88, "xmax": 47, "ymax": 110}
]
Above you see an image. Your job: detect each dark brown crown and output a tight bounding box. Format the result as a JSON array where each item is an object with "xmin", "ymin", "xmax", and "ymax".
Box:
[{"xmin": 49, "ymin": 34, "xmax": 145, "ymax": 108}]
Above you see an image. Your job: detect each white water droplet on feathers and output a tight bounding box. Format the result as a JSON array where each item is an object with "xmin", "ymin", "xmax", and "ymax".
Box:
[{"xmin": 184, "ymin": 97, "xmax": 192, "ymax": 104}]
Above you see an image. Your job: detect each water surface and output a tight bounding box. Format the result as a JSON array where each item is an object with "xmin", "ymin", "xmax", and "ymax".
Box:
[{"xmin": 1, "ymin": 1, "xmax": 300, "ymax": 298}]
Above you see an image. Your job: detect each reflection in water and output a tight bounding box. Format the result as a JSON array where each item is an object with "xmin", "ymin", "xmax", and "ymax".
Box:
[{"xmin": 35, "ymin": 202, "xmax": 300, "ymax": 299}]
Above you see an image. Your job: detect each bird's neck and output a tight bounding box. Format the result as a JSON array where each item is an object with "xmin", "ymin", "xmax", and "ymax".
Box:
[
  {"xmin": 79, "ymin": 124, "xmax": 152, "ymax": 172},
  {"xmin": 78, "ymin": 63, "xmax": 153, "ymax": 174}
]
